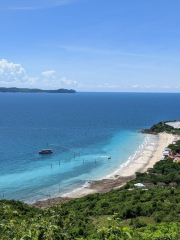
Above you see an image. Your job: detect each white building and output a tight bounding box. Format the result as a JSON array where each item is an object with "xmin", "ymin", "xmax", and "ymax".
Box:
[
  {"xmin": 163, "ymin": 151, "xmax": 169, "ymax": 156},
  {"xmin": 165, "ymin": 121, "xmax": 180, "ymax": 129}
]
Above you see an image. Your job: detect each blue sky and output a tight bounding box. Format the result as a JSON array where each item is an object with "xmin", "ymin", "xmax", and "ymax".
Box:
[{"xmin": 0, "ymin": 0, "xmax": 180, "ymax": 92}]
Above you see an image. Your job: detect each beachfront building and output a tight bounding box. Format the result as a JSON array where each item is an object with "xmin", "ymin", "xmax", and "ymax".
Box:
[
  {"xmin": 163, "ymin": 151, "xmax": 170, "ymax": 156},
  {"xmin": 165, "ymin": 121, "xmax": 180, "ymax": 129},
  {"xmin": 134, "ymin": 183, "xmax": 145, "ymax": 188}
]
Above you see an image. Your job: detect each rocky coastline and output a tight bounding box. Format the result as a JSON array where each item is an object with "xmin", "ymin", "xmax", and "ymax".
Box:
[{"xmin": 139, "ymin": 129, "xmax": 158, "ymax": 135}]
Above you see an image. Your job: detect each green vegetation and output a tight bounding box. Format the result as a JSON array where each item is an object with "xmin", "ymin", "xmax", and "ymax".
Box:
[
  {"xmin": 168, "ymin": 140, "xmax": 180, "ymax": 155},
  {"xmin": 1, "ymin": 141, "xmax": 180, "ymax": 239},
  {"xmin": 0, "ymin": 87, "xmax": 76, "ymax": 93}
]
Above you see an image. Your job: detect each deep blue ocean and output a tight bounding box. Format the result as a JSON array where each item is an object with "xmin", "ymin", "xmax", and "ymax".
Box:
[{"xmin": 0, "ymin": 92, "xmax": 180, "ymax": 203}]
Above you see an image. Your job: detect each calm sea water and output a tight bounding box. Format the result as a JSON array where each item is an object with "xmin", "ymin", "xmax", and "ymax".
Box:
[{"xmin": 0, "ymin": 92, "xmax": 180, "ymax": 202}]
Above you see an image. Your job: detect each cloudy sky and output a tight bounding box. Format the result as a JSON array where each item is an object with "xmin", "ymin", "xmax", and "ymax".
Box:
[{"xmin": 0, "ymin": 0, "xmax": 180, "ymax": 92}]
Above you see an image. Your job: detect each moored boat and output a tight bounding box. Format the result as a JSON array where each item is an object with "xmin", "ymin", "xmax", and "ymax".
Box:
[{"xmin": 39, "ymin": 149, "xmax": 53, "ymax": 154}]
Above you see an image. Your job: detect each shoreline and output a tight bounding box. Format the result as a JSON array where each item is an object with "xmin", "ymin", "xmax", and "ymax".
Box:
[{"xmin": 32, "ymin": 132, "xmax": 174, "ymax": 209}]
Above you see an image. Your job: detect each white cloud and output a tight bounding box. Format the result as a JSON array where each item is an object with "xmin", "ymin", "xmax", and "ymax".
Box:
[
  {"xmin": 0, "ymin": 59, "xmax": 37, "ymax": 86},
  {"xmin": 98, "ymin": 83, "xmax": 120, "ymax": 89},
  {"xmin": 130, "ymin": 85, "xmax": 140, "ymax": 88},
  {"xmin": 72, "ymin": 83, "xmax": 121, "ymax": 89},
  {"xmin": 144, "ymin": 85, "xmax": 157, "ymax": 89},
  {"xmin": 42, "ymin": 70, "xmax": 56, "ymax": 77},
  {"xmin": 60, "ymin": 77, "xmax": 77, "ymax": 85},
  {"xmin": 42, "ymin": 70, "xmax": 56, "ymax": 82},
  {"xmin": 41, "ymin": 72, "xmax": 78, "ymax": 87},
  {"xmin": 0, "ymin": 59, "xmax": 79, "ymax": 89}
]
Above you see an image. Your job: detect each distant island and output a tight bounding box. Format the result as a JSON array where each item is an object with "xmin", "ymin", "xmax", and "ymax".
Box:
[{"xmin": 0, "ymin": 87, "xmax": 76, "ymax": 93}]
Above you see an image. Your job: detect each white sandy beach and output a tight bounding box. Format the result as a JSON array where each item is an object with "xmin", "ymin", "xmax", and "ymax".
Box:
[
  {"xmin": 63, "ymin": 132, "xmax": 174, "ymax": 198},
  {"xmin": 32, "ymin": 132, "xmax": 175, "ymax": 207},
  {"xmin": 120, "ymin": 132, "xmax": 174, "ymax": 177}
]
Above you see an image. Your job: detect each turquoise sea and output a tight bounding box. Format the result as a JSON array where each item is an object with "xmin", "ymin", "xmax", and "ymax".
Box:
[{"xmin": 0, "ymin": 92, "xmax": 180, "ymax": 203}]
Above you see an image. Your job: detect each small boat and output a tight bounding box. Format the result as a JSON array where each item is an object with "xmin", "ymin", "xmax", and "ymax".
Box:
[
  {"xmin": 39, "ymin": 149, "xmax": 53, "ymax": 154},
  {"xmin": 108, "ymin": 157, "xmax": 111, "ymax": 159}
]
